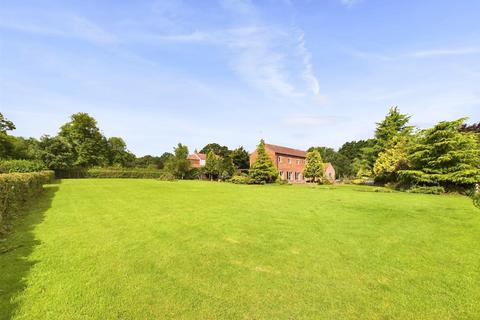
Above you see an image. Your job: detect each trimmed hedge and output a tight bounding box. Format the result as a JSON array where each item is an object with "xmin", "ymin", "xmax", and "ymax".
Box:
[
  {"xmin": 0, "ymin": 170, "xmax": 54, "ymax": 235},
  {"xmin": 0, "ymin": 160, "xmax": 46, "ymax": 173},
  {"xmin": 55, "ymin": 168, "xmax": 166, "ymax": 179}
]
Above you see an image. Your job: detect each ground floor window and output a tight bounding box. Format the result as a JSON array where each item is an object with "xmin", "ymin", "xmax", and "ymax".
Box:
[
  {"xmin": 295, "ymin": 172, "xmax": 301, "ymax": 181},
  {"xmin": 279, "ymin": 171, "xmax": 284, "ymax": 179},
  {"xmin": 287, "ymin": 171, "xmax": 292, "ymax": 180}
]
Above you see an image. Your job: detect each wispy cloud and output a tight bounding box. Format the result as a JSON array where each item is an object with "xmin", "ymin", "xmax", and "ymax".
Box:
[
  {"xmin": 285, "ymin": 115, "xmax": 347, "ymax": 126},
  {"xmin": 137, "ymin": 30, "xmax": 216, "ymax": 43},
  {"xmin": 0, "ymin": 10, "xmax": 117, "ymax": 45},
  {"xmin": 410, "ymin": 47, "xmax": 480, "ymax": 58},
  {"xmin": 297, "ymin": 31, "xmax": 320, "ymax": 96},
  {"xmin": 143, "ymin": 0, "xmax": 322, "ymax": 99},
  {"xmin": 339, "ymin": 0, "xmax": 364, "ymax": 8},
  {"xmin": 348, "ymin": 46, "xmax": 480, "ymax": 61}
]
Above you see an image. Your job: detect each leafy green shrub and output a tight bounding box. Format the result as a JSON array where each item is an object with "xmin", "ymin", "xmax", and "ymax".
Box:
[
  {"xmin": 0, "ymin": 170, "xmax": 54, "ymax": 234},
  {"xmin": 351, "ymin": 179, "xmax": 364, "ymax": 185},
  {"xmin": 0, "ymin": 160, "xmax": 46, "ymax": 173},
  {"xmin": 351, "ymin": 178, "xmax": 374, "ymax": 185},
  {"xmin": 318, "ymin": 178, "xmax": 333, "ymax": 185},
  {"xmin": 229, "ymin": 175, "xmax": 253, "ymax": 184},
  {"xmin": 158, "ymin": 171, "xmax": 176, "ymax": 181},
  {"xmin": 473, "ymin": 193, "xmax": 480, "ymax": 208},
  {"xmin": 407, "ymin": 186, "xmax": 445, "ymax": 195}
]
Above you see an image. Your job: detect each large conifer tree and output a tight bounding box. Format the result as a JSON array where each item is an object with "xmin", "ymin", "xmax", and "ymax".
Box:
[
  {"xmin": 249, "ymin": 139, "xmax": 278, "ymax": 184},
  {"xmin": 399, "ymin": 118, "xmax": 480, "ymax": 189}
]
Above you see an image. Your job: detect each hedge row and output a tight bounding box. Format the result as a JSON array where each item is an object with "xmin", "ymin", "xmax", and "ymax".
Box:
[
  {"xmin": 55, "ymin": 168, "xmax": 168, "ymax": 179},
  {"xmin": 0, "ymin": 159, "xmax": 47, "ymax": 173},
  {"xmin": 0, "ymin": 170, "xmax": 54, "ymax": 235}
]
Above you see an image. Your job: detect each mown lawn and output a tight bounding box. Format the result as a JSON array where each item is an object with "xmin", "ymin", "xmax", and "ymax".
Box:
[{"xmin": 1, "ymin": 179, "xmax": 479, "ymax": 319}]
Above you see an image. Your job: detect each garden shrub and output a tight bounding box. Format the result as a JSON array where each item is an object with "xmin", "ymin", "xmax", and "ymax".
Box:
[
  {"xmin": 0, "ymin": 170, "xmax": 54, "ymax": 234},
  {"xmin": 229, "ymin": 175, "xmax": 253, "ymax": 184},
  {"xmin": 158, "ymin": 171, "xmax": 176, "ymax": 181},
  {"xmin": 407, "ymin": 186, "xmax": 445, "ymax": 195},
  {"xmin": 351, "ymin": 178, "xmax": 374, "ymax": 185},
  {"xmin": 472, "ymin": 185, "xmax": 480, "ymax": 209},
  {"xmin": 473, "ymin": 193, "xmax": 480, "ymax": 208},
  {"xmin": 0, "ymin": 160, "xmax": 46, "ymax": 173}
]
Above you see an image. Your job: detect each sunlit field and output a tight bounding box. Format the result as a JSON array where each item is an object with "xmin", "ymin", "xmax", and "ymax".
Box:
[{"xmin": 1, "ymin": 179, "xmax": 479, "ymax": 319}]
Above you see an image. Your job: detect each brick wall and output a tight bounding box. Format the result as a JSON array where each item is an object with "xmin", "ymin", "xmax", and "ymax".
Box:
[{"xmin": 250, "ymin": 147, "xmax": 306, "ymax": 183}]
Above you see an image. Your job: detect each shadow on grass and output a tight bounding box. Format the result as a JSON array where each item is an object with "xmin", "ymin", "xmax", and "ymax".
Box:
[{"xmin": 0, "ymin": 184, "xmax": 59, "ymax": 320}]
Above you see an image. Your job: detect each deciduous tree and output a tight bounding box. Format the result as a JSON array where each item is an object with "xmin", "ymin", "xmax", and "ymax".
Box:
[
  {"xmin": 59, "ymin": 113, "xmax": 108, "ymax": 167},
  {"xmin": 303, "ymin": 149, "xmax": 324, "ymax": 183},
  {"xmin": 37, "ymin": 135, "xmax": 75, "ymax": 170}
]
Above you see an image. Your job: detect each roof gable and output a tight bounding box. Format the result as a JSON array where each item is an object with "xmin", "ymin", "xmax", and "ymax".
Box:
[
  {"xmin": 265, "ymin": 144, "xmax": 307, "ymax": 158},
  {"xmin": 187, "ymin": 152, "xmax": 206, "ymax": 161}
]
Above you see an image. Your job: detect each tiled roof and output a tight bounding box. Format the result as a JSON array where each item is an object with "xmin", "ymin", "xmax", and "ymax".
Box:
[
  {"xmin": 187, "ymin": 152, "xmax": 206, "ymax": 161},
  {"xmin": 265, "ymin": 144, "xmax": 307, "ymax": 158}
]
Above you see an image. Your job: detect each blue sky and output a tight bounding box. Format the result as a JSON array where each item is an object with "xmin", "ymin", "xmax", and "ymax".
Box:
[{"xmin": 1, "ymin": 0, "xmax": 479, "ymax": 156}]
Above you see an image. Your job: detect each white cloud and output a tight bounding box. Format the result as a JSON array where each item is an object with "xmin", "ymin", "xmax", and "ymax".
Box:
[
  {"xmin": 297, "ymin": 31, "xmax": 320, "ymax": 96},
  {"xmin": 285, "ymin": 115, "xmax": 347, "ymax": 126},
  {"xmin": 138, "ymin": 30, "xmax": 216, "ymax": 43},
  {"xmin": 410, "ymin": 47, "xmax": 480, "ymax": 58},
  {"xmin": 0, "ymin": 10, "xmax": 117, "ymax": 45},
  {"xmin": 143, "ymin": 1, "xmax": 322, "ymax": 99},
  {"xmin": 339, "ymin": 0, "xmax": 363, "ymax": 8}
]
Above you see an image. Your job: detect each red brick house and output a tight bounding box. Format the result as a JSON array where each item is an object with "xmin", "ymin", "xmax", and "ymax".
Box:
[
  {"xmin": 187, "ymin": 151, "xmax": 206, "ymax": 168},
  {"xmin": 249, "ymin": 143, "xmax": 336, "ymax": 183}
]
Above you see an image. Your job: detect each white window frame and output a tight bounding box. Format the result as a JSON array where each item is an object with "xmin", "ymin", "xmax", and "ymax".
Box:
[
  {"xmin": 288, "ymin": 158, "xmax": 291, "ymax": 164},
  {"xmin": 278, "ymin": 156, "xmax": 282, "ymax": 163}
]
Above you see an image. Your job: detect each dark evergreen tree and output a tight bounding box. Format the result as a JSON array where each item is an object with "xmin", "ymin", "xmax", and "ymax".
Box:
[
  {"xmin": 249, "ymin": 139, "xmax": 278, "ymax": 184},
  {"xmin": 399, "ymin": 118, "xmax": 480, "ymax": 189},
  {"xmin": 231, "ymin": 146, "xmax": 250, "ymax": 169}
]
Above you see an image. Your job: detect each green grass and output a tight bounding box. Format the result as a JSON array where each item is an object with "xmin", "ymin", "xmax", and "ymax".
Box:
[{"xmin": 1, "ymin": 179, "xmax": 479, "ymax": 319}]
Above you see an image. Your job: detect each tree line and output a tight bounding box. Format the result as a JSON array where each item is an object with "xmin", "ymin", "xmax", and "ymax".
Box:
[
  {"xmin": 0, "ymin": 112, "xmax": 250, "ymax": 180},
  {"xmin": 1, "ymin": 108, "xmax": 479, "ymax": 191},
  {"xmin": 305, "ymin": 107, "xmax": 480, "ymax": 191}
]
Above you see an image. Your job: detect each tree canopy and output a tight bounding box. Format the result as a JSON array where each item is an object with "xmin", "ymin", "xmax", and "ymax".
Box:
[
  {"xmin": 200, "ymin": 143, "xmax": 230, "ymax": 158},
  {"xmin": 399, "ymin": 118, "xmax": 480, "ymax": 188},
  {"xmin": 0, "ymin": 113, "xmax": 15, "ymax": 134},
  {"xmin": 164, "ymin": 143, "xmax": 191, "ymax": 179},
  {"xmin": 59, "ymin": 112, "xmax": 108, "ymax": 167},
  {"xmin": 303, "ymin": 149, "xmax": 324, "ymax": 183},
  {"xmin": 231, "ymin": 146, "xmax": 250, "ymax": 169}
]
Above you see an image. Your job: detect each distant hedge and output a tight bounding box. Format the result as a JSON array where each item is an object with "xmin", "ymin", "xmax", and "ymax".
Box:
[
  {"xmin": 0, "ymin": 170, "xmax": 54, "ymax": 235},
  {"xmin": 55, "ymin": 168, "xmax": 166, "ymax": 179},
  {"xmin": 0, "ymin": 160, "xmax": 47, "ymax": 173}
]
